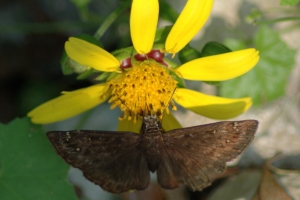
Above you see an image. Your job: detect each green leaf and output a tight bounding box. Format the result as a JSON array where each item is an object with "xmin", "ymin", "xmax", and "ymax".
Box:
[
  {"xmin": 178, "ymin": 45, "xmax": 201, "ymax": 64},
  {"xmin": 159, "ymin": 1, "xmax": 179, "ymax": 23},
  {"xmin": 170, "ymin": 71, "xmax": 186, "ymax": 88},
  {"xmin": 220, "ymin": 26, "xmax": 296, "ymax": 106},
  {"xmin": 60, "ymin": 51, "xmax": 74, "ymax": 75},
  {"xmin": 94, "ymin": 72, "xmax": 111, "ymax": 81},
  {"xmin": 154, "ymin": 26, "xmax": 172, "ymax": 45},
  {"xmin": 111, "ymin": 46, "xmax": 135, "ymax": 61},
  {"xmin": 76, "ymin": 68, "xmax": 94, "ymax": 80},
  {"xmin": 280, "ymin": 0, "xmax": 300, "ymax": 6},
  {"xmin": 200, "ymin": 41, "xmax": 232, "ymax": 57},
  {"xmin": 0, "ymin": 118, "xmax": 77, "ymax": 200},
  {"xmin": 223, "ymin": 38, "xmax": 248, "ymax": 50}
]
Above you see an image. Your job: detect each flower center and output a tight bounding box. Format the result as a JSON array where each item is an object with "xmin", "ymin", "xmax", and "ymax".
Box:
[{"xmin": 108, "ymin": 60, "xmax": 177, "ymax": 122}]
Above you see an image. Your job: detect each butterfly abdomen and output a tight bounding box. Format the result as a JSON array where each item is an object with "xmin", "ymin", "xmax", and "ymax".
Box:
[{"xmin": 140, "ymin": 132, "xmax": 164, "ymax": 172}]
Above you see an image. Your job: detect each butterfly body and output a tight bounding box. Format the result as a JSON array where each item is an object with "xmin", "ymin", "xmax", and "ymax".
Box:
[
  {"xmin": 47, "ymin": 117, "xmax": 258, "ymax": 194},
  {"xmin": 140, "ymin": 115, "xmax": 165, "ymax": 172}
]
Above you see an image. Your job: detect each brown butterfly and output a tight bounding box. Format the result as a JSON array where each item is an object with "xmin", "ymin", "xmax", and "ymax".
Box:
[{"xmin": 47, "ymin": 115, "xmax": 258, "ymax": 194}]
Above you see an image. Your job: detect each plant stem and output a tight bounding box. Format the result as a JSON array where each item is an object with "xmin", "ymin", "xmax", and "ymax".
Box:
[{"xmin": 93, "ymin": 2, "xmax": 131, "ymax": 40}]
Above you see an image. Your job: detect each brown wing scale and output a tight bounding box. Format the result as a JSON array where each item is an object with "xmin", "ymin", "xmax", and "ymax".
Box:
[
  {"xmin": 157, "ymin": 120, "xmax": 258, "ymax": 191},
  {"xmin": 47, "ymin": 130, "xmax": 150, "ymax": 194}
]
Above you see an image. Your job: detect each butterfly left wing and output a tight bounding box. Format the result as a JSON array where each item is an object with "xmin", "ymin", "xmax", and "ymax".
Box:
[
  {"xmin": 47, "ymin": 130, "xmax": 150, "ymax": 194},
  {"xmin": 156, "ymin": 120, "xmax": 258, "ymax": 191}
]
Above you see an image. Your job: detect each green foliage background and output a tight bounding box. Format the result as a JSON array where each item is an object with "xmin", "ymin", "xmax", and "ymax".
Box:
[
  {"xmin": 220, "ymin": 26, "xmax": 296, "ymax": 105},
  {"xmin": 0, "ymin": 118, "xmax": 77, "ymax": 200}
]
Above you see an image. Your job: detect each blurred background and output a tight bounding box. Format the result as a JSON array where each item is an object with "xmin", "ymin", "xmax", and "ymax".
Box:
[
  {"xmin": 0, "ymin": 0, "xmax": 129, "ymax": 124},
  {"xmin": 1, "ymin": 0, "xmax": 300, "ymax": 199}
]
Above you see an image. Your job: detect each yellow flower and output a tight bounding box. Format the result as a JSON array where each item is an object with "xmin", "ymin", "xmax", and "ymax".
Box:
[{"xmin": 28, "ymin": 0, "xmax": 259, "ymax": 132}]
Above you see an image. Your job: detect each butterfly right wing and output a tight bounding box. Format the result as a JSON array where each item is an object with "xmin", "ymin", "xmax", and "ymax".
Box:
[
  {"xmin": 157, "ymin": 120, "xmax": 258, "ymax": 191},
  {"xmin": 47, "ymin": 130, "xmax": 150, "ymax": 194}
]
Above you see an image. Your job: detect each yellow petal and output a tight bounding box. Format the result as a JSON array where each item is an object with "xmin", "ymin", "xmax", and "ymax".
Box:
[
  {"xmin": 130, "ymin": 0, "xmax": 159, "ymax": 54},
  {"xmin": 175, "ymin": 48, "xmax": 259, "ymax": 81},
  {"xmin": 28, "ymin": 84, "xmax": 110, "ymax": 124},
  {"xmin": 162, "ymin": 112, "xmax": 182, "ymax": 131},
  {"xmin": 165, "ymin": 0, "xmax": 213, "ymax": 54},
  {"xmin": 65, "ymin": 37, "xmax": 120, "ymax": 72},
  {"xmin": 117, "ymin": 118, "xmax": 142, "ymax": 133},
  {"xmin": 173, "ymin": 88, "xmax": 252, "ymax": 119}
]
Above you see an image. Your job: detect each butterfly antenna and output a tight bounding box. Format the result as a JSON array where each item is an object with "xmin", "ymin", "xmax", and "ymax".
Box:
[
  {"xmin": 116, "ymin": 96, "xmax": 143, "ymax": 121},
  {"xmin": 164, "ymin": 86, "xmax": 177, "ymax": 115},
  {"xmin": 143, "ymin": 86, "xmax": 177, "ymax": 121}
]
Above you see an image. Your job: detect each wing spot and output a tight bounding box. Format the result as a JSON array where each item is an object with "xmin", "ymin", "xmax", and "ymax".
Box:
[
  {"xmin": 66, "ymin": 132, "xmax": 71, "ymax": 139},
  {"xmin": 226, "ymin": 140, "xmax": 231, "ymax": 143},
  {"xmin": 233, "ymin": 122, "xmax": 238, "ymax": 127},
  {"xmin": 76, "ymin": 147, "xmax": 81, "ymax": 151},
  {"xmin": 66, "ymin": 132, "xmax": 71, "ymax": 141}
]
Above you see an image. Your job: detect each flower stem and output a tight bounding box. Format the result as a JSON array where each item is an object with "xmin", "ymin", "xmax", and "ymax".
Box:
[
  {"xmin": 93, "ymin": 2, "xmax": 131, "ymax": 40},
  {"xmin": 255, "ymin": 16, "xmax": 300, "ymax": 25}
]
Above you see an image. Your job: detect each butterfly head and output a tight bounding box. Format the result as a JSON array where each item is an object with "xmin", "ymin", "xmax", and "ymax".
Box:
[{"xmin": 141, "ymin": 115, "xmax": 164, "ymax": 134}]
